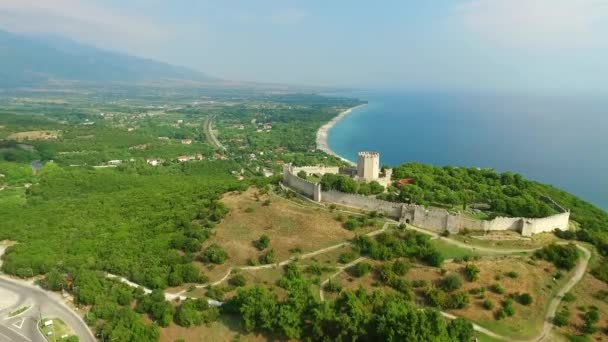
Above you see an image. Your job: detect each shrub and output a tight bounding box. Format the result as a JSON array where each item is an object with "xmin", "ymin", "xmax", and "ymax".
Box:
[
  {"xmin": 464, "ymin": 264, "xmax": 480, "ymax": 282},
  {"xmin": 338, "ymin": 252, "xmax": 357, "ymax": 264},
  {"xmin": 392, "ymin": 260, "xmax": 410, "ymax": 276},
  {"xmin": 262, "ymin": 199, "xmax": 271, "ymax": 206},
  {"xmin": 200, "ymin": 244, "xmax": 228, "ymax": 264},
  {"xmin": 205, "ymin": 286, "xmax": 225, "ymax": 301},
  {"xmin": 440, "ymin": 274, "xmax": 463, "ymax": 292},
  {"xmin": 502, "ymin": 298, "xmax": 515, "ymax": 317},
  {"xmin": 344, "ymin": 219, "xmax": 359, "ymax": 231},
  {"xmin": 445, "ymin": 292, "xmax": 470, "ymax": 309},
  {"xmin": 516, "ymin": 293, "xmax": 533, "ymax": 306},
  {"xmin": 534, "ymin": 243, "xmax": 579, "ymax": 270},
  {"xmin": 229, "ymin": 274, "xmax": 247, "ymax": 287},
  {"xmin": 258, "ymin": 249, "xmax": 275, "ymax": 264},
  {"xmin": 483, "ymin": 299, "xmax": 494, "ymax": 310},
  {"xmin": 254, "ymin": 234, "xmax": 270, "ymax": 251},
  {"xmin": 244, "ymin": 207, "xmax": 254, "ymax": 213},
  {"xmin": 323, "ymin": 280, "xmax": 342, "ymax": 293},
  {"xmin": 489, "ymin": 284, "xmax": 504, "ymax": 294},
  {"xmin": 505, "ymin": 271, "xmax": 518, "ymax": 278},
  {"xmin": 349, "ymin": 262, "xmax": 372, "ymax": 278},
  {"xmin": 563, "ymin": 292, "xmax": 576, "ymax": 302},
  {"xmin": 412, "ymin": 279, "xmax": 427, "ymax": 288},
  {"xmin": 553, "ymin": 307, "xmax": 570, "ymax": 327}
]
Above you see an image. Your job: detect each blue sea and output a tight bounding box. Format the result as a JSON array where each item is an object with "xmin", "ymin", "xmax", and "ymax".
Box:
[{"xmin": 327, "ymin": 91, "xmax": 608, "ymax": 211}]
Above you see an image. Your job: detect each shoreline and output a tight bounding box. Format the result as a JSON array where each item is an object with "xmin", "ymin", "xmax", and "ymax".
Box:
[{"xmin": 316, "ymin": 104, "xmax": 367, "ymax": 166}]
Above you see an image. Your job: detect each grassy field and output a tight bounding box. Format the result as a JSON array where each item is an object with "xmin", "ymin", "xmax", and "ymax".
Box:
[
  {"xmin": 38, "ymin": 318, "xmax": 76, "ymax": 341},
  {"xmin": 431, "ymin": 238, "xmax": 482, "ymax": 259},
  {"xmin": 196, "ymin": 188, "xmax": 379, "ymax": 282},
  {"xmin": 447, "ymin": 256, "xmax": 566, "ymax": 339},
  {"xmin": 450, "ymin": 231, "xmax": 558, "ymax": 250},
  {"xmin": 555, "ymin": 272, "xmax": 608, "ymax": 340}
]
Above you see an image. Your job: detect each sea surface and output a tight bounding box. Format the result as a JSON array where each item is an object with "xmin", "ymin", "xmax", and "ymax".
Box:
[{"xmin": 327, "ymin": 91, "xmax": 608, "ymax": 211}]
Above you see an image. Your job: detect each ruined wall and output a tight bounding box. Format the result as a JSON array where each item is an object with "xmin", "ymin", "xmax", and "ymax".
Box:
[
  {"xmin": 521, "ymin": 211, "xmax": 570, "ymax": 237},
  {"xmin": 283, "ymin": 165, "xmax": 318, "ymax": 198},
  {"xmin": 322, "ymin": 190, "xmax": 403, "ymax": 218},
  {"xmin": 282, "ymin": 163, "xmax": 570, "ymax": 236},
  {"xmin": 292, "ymin": 165, "xmax": 340, "ymax": 175}
]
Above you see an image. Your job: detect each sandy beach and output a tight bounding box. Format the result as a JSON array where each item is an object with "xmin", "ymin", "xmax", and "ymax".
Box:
[{"xmin": 316, "ymin": 104, "xmax": 366, "ymax": 165}]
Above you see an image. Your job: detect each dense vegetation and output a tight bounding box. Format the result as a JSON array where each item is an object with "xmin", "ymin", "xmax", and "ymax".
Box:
[
  {"xmin": 386, "ymin": 162, "xmax": 559, "ymax": 218},
  {"xmin": 224, "ymin": 262, "xmax": 474, "ymax": 341},
  {"xmin": 0, "ymin": 161, "xmax": 244, "ymax": 289}
]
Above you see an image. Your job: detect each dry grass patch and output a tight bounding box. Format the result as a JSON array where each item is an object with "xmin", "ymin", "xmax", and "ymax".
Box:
[
  {"xmin": 159, "ymin": 316, "xmax": 269, "ymax": 342},
  {"xmin": 443, "ymin": 256, "xmax": 563, "ymax": 339},
  {"xmin": 452, "ymin": 231, "xmax": 558, "ymax": 250},
  {"xmin": 556, "ymin": 273, "xmax": 608, "ymax": 340},
  {"xmin": 204, "ymin": 189, "xmax": 376, "ymax": 281},
  {"xmin": 8, "ymin": 130, "xmax": 61, "ymax": 141}
]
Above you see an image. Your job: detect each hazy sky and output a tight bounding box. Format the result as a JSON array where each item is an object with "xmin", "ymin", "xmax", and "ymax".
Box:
[{"xmin": 1, "ymin": 0, "xmax": 608, "ymax": 91}]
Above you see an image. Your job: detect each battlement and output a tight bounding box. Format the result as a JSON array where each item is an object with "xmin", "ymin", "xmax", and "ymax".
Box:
[{"xmin": 358, "ymin": 151, "xmax": 379, "ymax": 158}]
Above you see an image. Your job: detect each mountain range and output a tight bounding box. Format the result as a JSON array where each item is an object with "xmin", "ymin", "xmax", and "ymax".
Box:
[{"xmin": 0, "ymin": 30, "xmax": 218, "ymax": 88}]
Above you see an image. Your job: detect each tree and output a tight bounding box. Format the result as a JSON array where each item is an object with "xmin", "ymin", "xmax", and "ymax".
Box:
[
  {"xmin": 348, "ymin": 262, "xmax": 372, "ymax": 278},
  {"xmin": 229, "ymin": 274, "xmax": 247, "ymax": 287},
  {"xmin": 297, "ymin": 170, "xmax": 307, "ymax": 179},
  {"xmin": 200, "ymin": 244, "xmax": 228, "ymax": 264},
  {"xmin": 464, "ymin": 264, "xmax": 480, "ymax": 282},
  {"xmin": 553, "ymin": 306, "xmax": 570, "ymax": 327},
  {"xmin": 254, "ymin": 234, "xmax": 270, "ymax": 251},
  {"xmin": 259, "ymin": 249, "xmax": 275, "ymax": 264},
  {"xmin": 440, "ymin": 274, "xmax": 463, "ymax": 292},
  {"xmin": 516, "ymin": 293, "xmax": 533, "ymax": 306},
  {"xmin": 226, "ymin": 285, "xmax": 278, "ymax": 332}
]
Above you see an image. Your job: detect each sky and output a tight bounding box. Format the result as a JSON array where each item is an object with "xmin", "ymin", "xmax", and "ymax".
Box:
[{"xmin": 1, "ymin": 0, "xmax": 608, "ymax": 92}]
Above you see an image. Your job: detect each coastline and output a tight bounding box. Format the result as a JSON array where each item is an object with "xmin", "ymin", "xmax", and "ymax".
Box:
[{"xmin": 316, "ymin": 104, "xmax": 367, "ymax": 166}]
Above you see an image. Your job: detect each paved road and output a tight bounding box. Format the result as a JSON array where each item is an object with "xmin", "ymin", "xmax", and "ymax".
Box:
[{"xmin": 0, "ymin": 277, "xmax": 96, "ymax": 342}]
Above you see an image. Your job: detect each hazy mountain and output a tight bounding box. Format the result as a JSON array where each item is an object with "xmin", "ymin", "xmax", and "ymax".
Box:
[{"xmin": 0, "ymin": 30, "xmax": 218, "ymax": 88}]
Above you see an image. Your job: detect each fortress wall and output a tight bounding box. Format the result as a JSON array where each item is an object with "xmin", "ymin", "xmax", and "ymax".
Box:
[
  {"xmin": 484, "ymin": 216, "xmax": 523, "ymax": 232},
  {"xmin": 322, "ymin": 190, "xmax": 403, "ymax": 218},
  {"xmin": 282, "ymin": 163, "xmax": 569, "ymax": 236},
  {"xmin": 292, "ymin": 165, "xmax": 340, "ymax": 175},
  {"xmin": 521, "ymin": 211, "xmax": 570, "ymax": 237},
  {"xmin": 283, "ymin": 168, "xmax": 317, "ymax": 197}
]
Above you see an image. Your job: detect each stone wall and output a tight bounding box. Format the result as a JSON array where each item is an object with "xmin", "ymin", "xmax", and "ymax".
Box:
[
  {"xmin": 322, "ymin": 190, "xmax": 404, "ymax": 218},
  {"xmin": 292, "ymin": 165, "xmax": 340, "ymax": 176},
  {"xmin": 282, "ymin": 163, "xmax": 570, "ymax": 236}
]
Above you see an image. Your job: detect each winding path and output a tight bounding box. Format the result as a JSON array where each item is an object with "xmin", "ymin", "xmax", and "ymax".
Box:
[
  {"xmin": 204, "ymin": 115, "xmax": 226, "ymax": 151},
  {"xmin": 104, "ymin": 218, "xmax": 590, "ymax": 342}
]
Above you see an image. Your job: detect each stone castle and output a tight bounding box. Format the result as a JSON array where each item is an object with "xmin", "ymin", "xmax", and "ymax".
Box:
[{"xmin": 282, "ymin": 152, "xmax": 570, "ymax": 237}]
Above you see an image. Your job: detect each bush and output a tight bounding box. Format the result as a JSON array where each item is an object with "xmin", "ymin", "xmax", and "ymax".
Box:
[
  {"xmin": 534, "ymin": 243, "xmax": 579, "ymax": 270},
  {"xmin": 553, "ymin": 307, "xmax": 570, "ymax": 327},
  {"xmin": 502, "ymin": 298, "xmax": 515, "ymax": 317},
  {"xmin": 262, "ymin": 199, "xmax": 271, "ymax": 206},
  {"xmin": 505, "ymin": 271, "xmax": 518, "ymax": 278},
  {"xmin": 412, "ymin": 279, "xmax": 427, "ymax": 288},
  {"xmin": 338, "ymin": 252, "xmax": 357, "ymax": 264},
  {"xmin": 516, "ymin": 293, "xmax": 533, "ymax": 306},
  {"xmin": 489, "ymin": 284, "xmax": 504, "ymax": 294},
  {"xmin": 483, "ymin": 299, "xmax": 494, "ymax": 310},
  {"xmin": 205, "ymin": 286, "xmax": 225, "ymax": 301},
  {"xmin": 344, "ymin": 219, "xmax": 360, "ymax": 231},
  {"xmin": 323, "ymin": 280, "xmax": 342, "ymax": 293},
  {"xmin": 229, "ymin": 274, "xmax": 247, "ymax": 287},
  {"xmin": 445, "ymin": 292, "xmax": 469, "ymax": 309},
  {"xmin": 258, "ymin": 249, "xmax": 275, "ymax": 264},
  {"xmin": 392, "ymin": 260, "xmax": 410, "ymax": 276},
  {"xmin": 349, "ymin": 262, "xmax": 372, "ymax": 278},
  {"xmin": 440, "ymin": 274, "xmax": 463, "ymax": 292},
  {"xmin": 200, "ymin": 244, "xmax": 228, "ymax": 264},
  {"xmin": 254, "ymin": 234, "xmax": 270, "ymax": 251},
  {"xmin": 563, "ymin": 292, "xmax": 576, "ymax": 302},
  {"xmin": 464, "ymin": 264, "xmax": 480, "ymax": 282}
]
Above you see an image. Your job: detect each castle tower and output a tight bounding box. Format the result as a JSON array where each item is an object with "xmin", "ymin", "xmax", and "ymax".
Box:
[{"xmin": 357, "ymin": 151, "xmax": 380, "ymax": 182}]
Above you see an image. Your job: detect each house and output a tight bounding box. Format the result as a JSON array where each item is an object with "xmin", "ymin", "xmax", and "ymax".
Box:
[
  {"xmin": 44, "ymin": 320, "xmax": 53, "ymax": 327},
  {"xmin": 158, "ymin": 136, "xmax": 169, "ymax": 140},
  {"xmin": 127, "ymin": 127, "xmax": 135, "ymax": 132},
  {"xmin": 177, "ymin": 119, "xmax": 184, "ymax": 124},
  {"xmin": 196, "ymin": 153, "xmax": 204, "ymax": 160},
  {"xmin": 214, "ymin": 153, "xmax": 225, "ymax": 160},
  {"xmin": 108, "ymin": 160, "xmax": 122, "ymax": 166},
  {"xmin": 275, "ymin": 147, "xmax": 285, "ymax": 152},
  {"xmin": 147, "ymin": 158, "xmax": 161, "ymax": 166},
  {"xmin": 181, "ymin": 139, "xmax": 193, "ymax": 145},
  {"xmin": 177, "ymin": 156, "xmax": 189, "ymax": 162}
]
